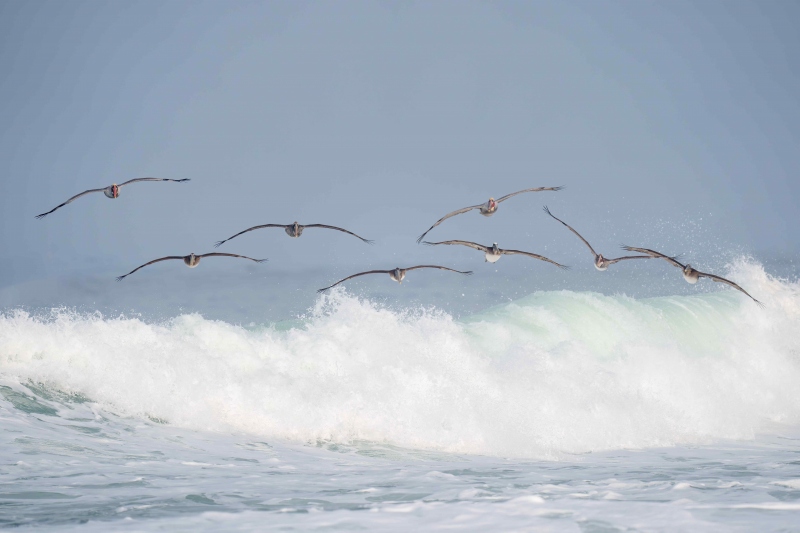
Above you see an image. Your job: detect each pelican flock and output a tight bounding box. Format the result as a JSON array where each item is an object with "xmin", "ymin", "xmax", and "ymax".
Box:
[
  {"xmin": 31, "ymin": 177, "xmax": 762, "ymax": 306},
  {"xmin": 36, "ymin": 178, "xmax": 190, "ymax": 219}
]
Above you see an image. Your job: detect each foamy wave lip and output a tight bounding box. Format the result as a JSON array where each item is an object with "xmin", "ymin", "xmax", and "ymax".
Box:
[{"xmin": 1, "ymin": 259, "xmax": 800, "ymax": 459}]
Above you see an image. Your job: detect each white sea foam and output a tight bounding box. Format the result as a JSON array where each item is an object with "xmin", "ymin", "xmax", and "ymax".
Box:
[{"xmin": 1, "ymin": 260, "xmax": 799, "ymax": 459}]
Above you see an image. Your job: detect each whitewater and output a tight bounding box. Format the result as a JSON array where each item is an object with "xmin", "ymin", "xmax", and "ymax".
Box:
[{"xmin": 2, "ymin": 260, "xmax": 800, "ymax": 530}]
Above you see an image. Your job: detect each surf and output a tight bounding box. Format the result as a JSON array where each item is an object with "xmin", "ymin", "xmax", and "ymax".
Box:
[{"xmin": 1, "ymin": 259, "xmax": 798, "ymax": 459}]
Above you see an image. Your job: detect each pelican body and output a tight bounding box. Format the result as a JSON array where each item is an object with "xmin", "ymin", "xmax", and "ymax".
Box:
[
  {"xmin": 594, "ymin": 255, "xmax": 611, "ymax": 271},
  {"xmin": 479, "ymin": 198, "xmax": 498, "ymax": 216},
  {"xmin": 682, "ymin": 265, "xmax": 700, "ymax": 284},
  {"xmin": 285, "ymin": 222, "xmax": 304, "ymax": 238},
  {"xmin": 103, "ymin": 184, "xmax": 120, "ymax": 199},
  {"xmin": 485, "ymin": 243, "xmax": 502, "ymax": 263},
  {"xmin": 389, "ymin": 268, "xmax": 406, "ymax": 283},
  {"xmin": 184, "ymin": 254, "xmax": 201, "ymax": 268}
]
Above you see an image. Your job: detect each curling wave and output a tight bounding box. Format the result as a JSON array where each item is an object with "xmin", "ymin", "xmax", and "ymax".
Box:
[{"xmin": 1, "ymin": 260, "xmax": 799, "ymax": 459}]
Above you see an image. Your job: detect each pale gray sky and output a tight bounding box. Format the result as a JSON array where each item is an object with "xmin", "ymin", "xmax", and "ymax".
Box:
[{"xmin": 1, "ymin": 0, "xmax": 798, "ymax": 293}]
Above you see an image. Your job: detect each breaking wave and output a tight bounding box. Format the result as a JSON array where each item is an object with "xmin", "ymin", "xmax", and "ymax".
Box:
[{"xmin": 1, "ymin": 260, "xmax": 799, "ymax": 459}]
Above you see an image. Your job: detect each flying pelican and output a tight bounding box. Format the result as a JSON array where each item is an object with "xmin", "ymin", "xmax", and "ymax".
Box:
[
  {"xmin": 543, "ymin": 206, "xmax": 652, "ymax": 271},
  {"xmin": 215, "ymin": 222, "xmax": 373, "ymax": 247},
  {"xmin": 416, "ymin": 186, "xmax": 564, "ymax": 243},
  {"xmin": 423, "ymin": 240, "xmax": 569, "ymax": 269},
  {"xmin": 317, "ymin": 265, "xmax": 472, "ymax": 293},
  {"xmin": 116, "ymin": 253, "xmax": 266, "ymax": 281},
  {"xmin": 622, "ymin": 245, "xmax": 763, "ymax": 306},
  {"xmin": 35, "ymin": 178, "xmax": 190, "ymax": 218}
]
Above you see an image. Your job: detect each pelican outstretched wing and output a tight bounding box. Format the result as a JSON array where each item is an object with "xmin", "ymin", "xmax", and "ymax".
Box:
[
  {"xmin": 543, "ymin": 206, "xmax": 596, "ymax": 257},
  {"xmin": 605, "ymin": 255, "xmax": 654, "ymax": 265},
  {"xmin": 499, "ymin": 250, "xmax": 569, "ymax": 270},
  {"xmin": 697, "ymin": 271, "xmax": 763, "ymax": 307},
  {"xmin": 116, "ymin": 256, "xmax": 184, "ymax": 281},
  {"xmin": 496, "ymin": 186, "xmax": 564, "ymax": 203},
  {"xmin": 214, "ymin": 224, "xmax": 288, "ymax": 247},
  {"xmin": 416, "ymin": 204, "xmax": 483, "ymax": 243},
  {"xmin": 422, "ymin": 240, "xmax": 490, "ymax": 253},
  {"xmin": 317, "ymin": 270, "xmax": 391, "ymax": 293},
  {"xmin": 36, "ymin": 188, "xmax": 105, "ymax": 219},
  {"xmin": 198, "ymin": 253, "xmax": 267, "ymax": 263},
  {"xmin": 622, "ymin": 246, "xmax": 685, "ymax": 269},
  {"xmin": 405, "ymin": 265, "xmax": 473, "ymax": 275},
  {"xmin": 118, "ymin": 177, "xmax": 191, "ymax": 187},
  {"xmin": 303, "ymin": 224, "xmax": 374, "ymax": 244}
]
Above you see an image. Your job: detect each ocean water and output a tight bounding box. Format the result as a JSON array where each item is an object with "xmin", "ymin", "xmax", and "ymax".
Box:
[{"xmin": 2, "ymin": 259, "xmax": 800, "ymax": 531}]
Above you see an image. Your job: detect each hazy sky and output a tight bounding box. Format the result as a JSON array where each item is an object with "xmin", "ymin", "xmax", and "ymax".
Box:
[{"xmin": 1, "ymin": 0, "xmax": 798, "ymax": 289}]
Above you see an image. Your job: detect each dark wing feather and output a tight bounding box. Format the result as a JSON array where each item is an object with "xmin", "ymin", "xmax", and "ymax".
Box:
[
  {"xmin": 498, "ymin": 249, "xmax": 570, "ymax": 270},
  {"xmin": 116, "ymin": 256, "xmax": 184, "ymax": 281},
  {"xmin": 605, "ymin": 255, "xmax": 654, "ymax": 265},
  {"xmin": 404, "ymin": 265, "xmax": 473, "ymax": 275},
  {"xmin": 621, "ymin": 246, "xmax": 686, "ymax": 269},
  {"xmin": 214, "ymin": 224, "xmax": 287, "ymax": 247},
  {"xmin": 317, "ymin": 270, "xmax": 391, "ymax": 293},
  {"xmin": 697, "ymin": 271, "xmax": 763, "ymax": 307},
  {"xmin": 302, "ymin": 224, "xmax": 374, "ymax": 244},
  {"xmin": 496, "ymin": 186, "xmax": 564, "ymax": 203},
  {"xmin": 198, "ymin": 253, "xmax": 267, "ymax": 263},
  {"xmin": 35, "ymin": 188, "xmax": 105, "ymax": 218},
  {"xmin": 543, "ymin": 206, "xmax": 596, "ymax": 256},
  {"xmin": 422, "ymin": 240, "xmax": 489, "ymax": 253},
  {"xmin": 118, "ymin": 177, "xmax": 191, "ymax": 187},
  {"xmin": 416, "ymin": 204, "xmax": 483, "ymax": 243}
]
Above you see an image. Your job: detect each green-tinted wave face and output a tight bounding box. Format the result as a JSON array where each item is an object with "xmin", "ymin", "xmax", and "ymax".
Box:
[
  {"xmin": 1, "ymin": 260, "xmax": 798, "ymax": 459},
  {"xmin": 465, "ymin": 289, "xmax": 744, "ymax": 360}
]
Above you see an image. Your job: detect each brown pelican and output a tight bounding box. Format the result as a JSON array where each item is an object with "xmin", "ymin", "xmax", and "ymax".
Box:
[
  {"xmin": 622, "ymin": 245, "xmax": 763, "ymax": 306},
  {"xmin": 116, "ymin": 253, "xmax": 266, "ymax": 281},
  {"xmin": 35, "ymin": 178, "xmax": 190, "ymax": 218},
  {"xmin": 416, "ymin": 186, "xmax": 564, "ymax": 243},
  {"xmin": 423, "ymin": 240, "xmax": 569, "ymax": 269},
  {"xmin": 317, "ymin": 265, "xmax": 472, "ymax": 293},
  {"xmin": 543, "ymin": 206, "xmax": 652, "ymax": 271},
  {"xmin": 215, "ymin": 222, "xmax": 373, "ymax": 247}
]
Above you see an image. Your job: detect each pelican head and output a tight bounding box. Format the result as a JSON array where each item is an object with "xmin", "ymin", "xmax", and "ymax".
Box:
[
  {"xmin": 184, "ymin": 254, "xmax": 201, "ymax": 268},
  {"xmin": 103, "ymin": 184, "xmax": 120, "ymax": 199},
  {"xmin": 285, "ymin": 222, "xmax": 303, "ymax": 238},
  {"xmin": 682, "ymin": 264, "xmax": 699, "ymax": 284},
  {"xmin": 389, "ymin": 268, "xmax": 406, "ymax": 283},
  {"xmin": 594, "ymin": 254, "xmax": 609, "ymax": 271}
]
